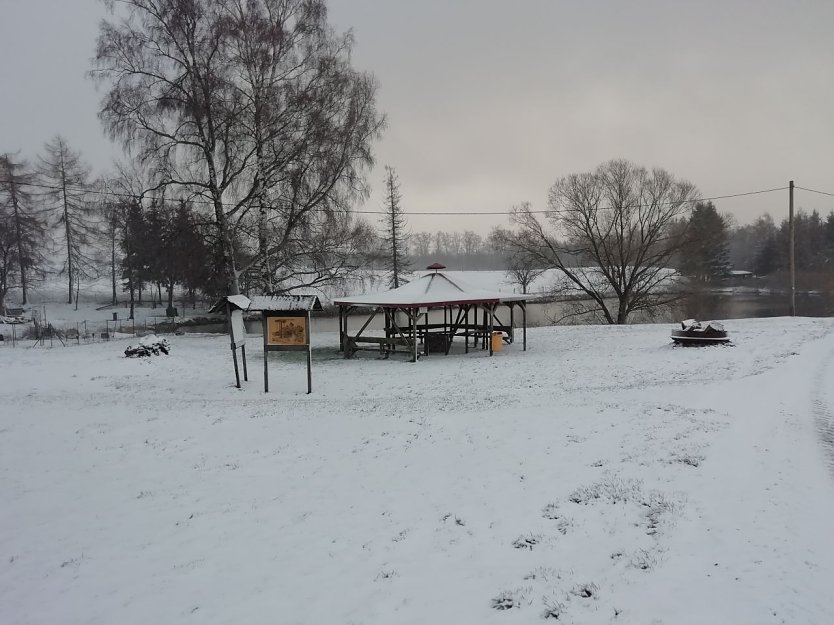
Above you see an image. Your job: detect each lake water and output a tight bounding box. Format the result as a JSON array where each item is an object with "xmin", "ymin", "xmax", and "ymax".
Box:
[{"xmin": 259, "ymin": 290, "xmax": 833, "ymax": 337}]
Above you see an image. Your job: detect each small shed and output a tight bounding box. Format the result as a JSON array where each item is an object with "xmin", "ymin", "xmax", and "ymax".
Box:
[{"xmin": 334, "ymin": 266, "xmax": 532, "ymax": 361}]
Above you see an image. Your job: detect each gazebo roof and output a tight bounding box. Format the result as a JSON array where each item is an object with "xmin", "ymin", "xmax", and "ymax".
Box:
[{"xmin": 334, "ymin": 271, "xmax": 531, "ymax": 308}]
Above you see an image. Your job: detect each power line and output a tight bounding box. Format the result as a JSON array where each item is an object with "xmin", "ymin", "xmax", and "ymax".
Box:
[
  {"xmin": 796, "ymin": 185, "xmax": 834, "ymax": 199},
  {"xmin": 0, "ymin": 177, "xmax": 789, "ymax": 217}
]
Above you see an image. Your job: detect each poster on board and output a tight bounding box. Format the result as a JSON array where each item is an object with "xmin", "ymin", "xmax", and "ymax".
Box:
[
  {"xmin": 266, "ymin": 315, "xmax": 308, "ymax": 347},
  {"xmin": 229, "ymin": 309, "xmax": 246, "ymax": 348}
]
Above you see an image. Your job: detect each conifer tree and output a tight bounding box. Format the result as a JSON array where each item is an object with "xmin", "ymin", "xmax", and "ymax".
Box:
[
  {"xmin": 380, "ymin": 166, "xmax": 411, "ymax": 288},
  {"xmin": 38, "ymin": 136, "xmax": 98, "ymax": 303},
  {"xmin": 683, "ymin": 201, "xmax": 731, "ymax": 281},
  {"xmin": 0, "ymin": 154, "xmax": 47, "ymax": 305}
]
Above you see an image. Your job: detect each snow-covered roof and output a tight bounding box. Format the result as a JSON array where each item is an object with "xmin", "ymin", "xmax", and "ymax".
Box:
[
  {"xmin": 208, "ymin": 294, "xmax": 252, "ymax": 313},
  {"xmin": 334, "ymin": 271, "xmax": 532, "ymax": 308},
  {"xmin": 209, "ymin": 294, "xmax": 321, "ymax": 313},
  {"xmin": 248, "ymin": 295, "xmax": 322, "ymax": 312}
]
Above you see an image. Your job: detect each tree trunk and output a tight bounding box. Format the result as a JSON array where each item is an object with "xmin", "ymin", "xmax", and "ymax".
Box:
[
  {"xmin": 0, "ymin": 250, "xmax": 8, "ymax": 315},
  {"xmin": 8, "ymin": 179, "xmax": 28, "ymax": 305},
  {"xmin": 129, "ymin": 282, "xmax": 135, "ymax": 320},
  {"xmin": 111, "ymin": 230, "xmax": 117, "ymax": 305},
  {"xmin": 213, "ymin": 198, "xmax": 240, "ymax": 295},
  {"xmin": 616, "ymin": 299, "xmax": 629, "ymax": 324},
  {"xmin": 59, "ymin": 149, "xmax": 74, "ymax": 304},
  {"xmin": 254, "ymin": 127, "xmax": 273, "ymax": 292}
]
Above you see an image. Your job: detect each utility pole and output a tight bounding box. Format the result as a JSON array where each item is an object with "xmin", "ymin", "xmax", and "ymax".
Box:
[{"xmin": 789, "ymin": 180, "xmax": 796, "ymax": 317}]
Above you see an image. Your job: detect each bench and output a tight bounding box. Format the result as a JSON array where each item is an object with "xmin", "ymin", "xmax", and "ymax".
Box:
[{"xmin": 344, "ymin": 335, "xmax": 412, "ymax": 358}]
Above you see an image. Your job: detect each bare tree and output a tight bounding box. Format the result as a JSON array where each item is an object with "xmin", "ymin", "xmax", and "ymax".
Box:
[
  {"xmin": 92, "ymin": 0, "xmax": 383, "ymax": 296},
  {"xmin": 380, "ymin": 166, "xmax": 411, "ymax": 288},
  {"xmin": 433, "ymin": 231, "xmax": 449, "ymax": 256},
  {"xmin": 0, "ymin": 154, "xmax": 47, "ymax": 305},
  {"xmin": 94, "ymin": 182, "xmax": 122, "ymax": 306},
  {"xmin": 506, "ymin": 253, "xmax": 545, "ymax": 295},
  {"xmin": 38, "ymin": 136, "xmax": 98, "ymax": 304},
  {"xmin": 462, "ymin": 230, "xmax": 483, "ymax": 256},
  {"xmin": 411, "ymin": 231, "xmax": 432, "ymax": 257},
  {"xmin": 503, "ymin": 160, "xmax": 698, "ymax": 324}
]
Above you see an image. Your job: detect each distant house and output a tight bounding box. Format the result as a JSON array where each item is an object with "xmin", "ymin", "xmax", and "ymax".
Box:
[{"xmin": 728, "ymin": 270, "xmax": 755, "ymax": 280}]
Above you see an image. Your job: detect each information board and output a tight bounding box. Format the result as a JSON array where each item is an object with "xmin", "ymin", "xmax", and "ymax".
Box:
[{"xmin": 266, "ymin": 315, "xmax": 307, "ymax": 347}]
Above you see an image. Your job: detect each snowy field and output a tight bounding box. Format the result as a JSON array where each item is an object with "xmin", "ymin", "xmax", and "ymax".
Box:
[{"xmin": 3, "ymin": 318, "xmax": 834, "ymax": 624}]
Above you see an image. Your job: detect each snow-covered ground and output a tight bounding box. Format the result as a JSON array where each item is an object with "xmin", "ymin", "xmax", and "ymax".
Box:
[{"xmin": 2, "ymin": 318, "xmax": 834, "ymax": 624}]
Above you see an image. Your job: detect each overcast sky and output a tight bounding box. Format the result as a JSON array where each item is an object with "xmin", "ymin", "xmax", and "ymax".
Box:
[{"xmin": 1, "ymin": 0, "xmax": 833, "ymax": 235}]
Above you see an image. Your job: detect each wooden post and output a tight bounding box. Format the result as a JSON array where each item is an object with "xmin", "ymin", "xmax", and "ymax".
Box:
[
  {"xmin": 482, "ymin": 306, "xmax": 487, "ymax": 349},
  {"xmin": 789, "ymin": 180, "xmax": 796, "ymax": 316},
  {"xmin": 306, "ymin": 311, "xmax": 312, "ymax": 394},
  {"xmin": 338, "ymin": 306, "xmax": 345, "ymax": 352},
  {"xmin": 241, "ymin": 345, "xmax": 248, "ymax": 381},
  {"xmin": 509, "ymin": 303, "xmax": 515, "ymax": 343},
  {"xmin": 262, "ymin": 316, "xmax": 269, "ymax": 393},
  {"xmin": 464, "ymin": 305, "xmax": 469, "ymax": 353},
  {"xmin": 489, "ymin": 303, "xmax": 495, "ymax": 356},
  {"xmin": 424, "ymin": 306, "xmax": 429, "ymax": 355},
  {"xmin": 227, "ymin": 301, "xmax": 241, "ymax": 388},
  {"xmin": 522, "ymin": 302, "xmax": 527, "ymax": 351},
  {"xmin": 232, "ymin": 346, "xmax": 241, "ymax": 389},
  {"xmin": 412, "ymin": 308, "xmax": 419, "ymax": 363}
]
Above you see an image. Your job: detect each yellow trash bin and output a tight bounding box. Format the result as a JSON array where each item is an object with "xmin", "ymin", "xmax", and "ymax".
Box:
[{"xmin": 491, "ymin": 330, "xmax": 504, "ymax": 352}]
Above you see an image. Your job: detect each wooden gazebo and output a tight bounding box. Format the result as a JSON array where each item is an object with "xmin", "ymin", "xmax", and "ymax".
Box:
[{"xmin": 334, "ymin": 265, "xmax": 532, "ymax": 362}]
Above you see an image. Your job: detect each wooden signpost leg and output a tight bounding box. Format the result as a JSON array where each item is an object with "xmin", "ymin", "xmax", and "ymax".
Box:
[
  {"xmin": 241, "ymin": 345, "xmax": 248, "ymax": 381},
  {"xmin": 232, "ymin": 346, "xmax": 241, "ymax": 388},
  {"xmin": 263, "ymin": 317, "xmax": 269, "ymax": 393},
  {"xmin": 306, "ymin": 311, "xmax": 312, "ymax": 394},
  {"xmin": 264, "ymin": 349, "xmax": 269, "ymax": 393},
  {"xmin": 306, "ymin": 346, "xmax": 312, "ymax": 394}
]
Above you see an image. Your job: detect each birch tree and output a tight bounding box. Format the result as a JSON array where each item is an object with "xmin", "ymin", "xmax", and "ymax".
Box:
[{"xmin": 92, "ymin": 0, "xmax": 384, "ymax": 296}]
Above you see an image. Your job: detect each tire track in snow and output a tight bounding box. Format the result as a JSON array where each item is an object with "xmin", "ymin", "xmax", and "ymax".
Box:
[{"xmin": 812, "ymin": 345, "xmax": 834, "ymax": 479}]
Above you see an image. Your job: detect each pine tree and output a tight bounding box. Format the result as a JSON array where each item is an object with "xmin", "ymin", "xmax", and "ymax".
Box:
[
  {"xmin": 0, "ymin": 154, "xmax": 47, "ymax": 305},
  {"xmin": 683, "ymin": 201, "xmax": 731, "ymax": 281},
  {"xmin": 0, "ymin": 210, "xmax": 16, "ymax": 315},
  {"xmin": 38, "ymin": 136, "xmax": 98, "ymax": 303},
  {"xmin": 120, "ymin": 200, "xmax": 146, "ymax": 320},
  {"xmin": 380, "ymin": 166, "xmax": 411, "ymax": 288},
  {"xmin": 170, "ymin": 200, "xmax": 212, "ymax": 311},
  {"xmin": 825, "ymin": 212, "xmax": 834, "ymax": 263}
]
